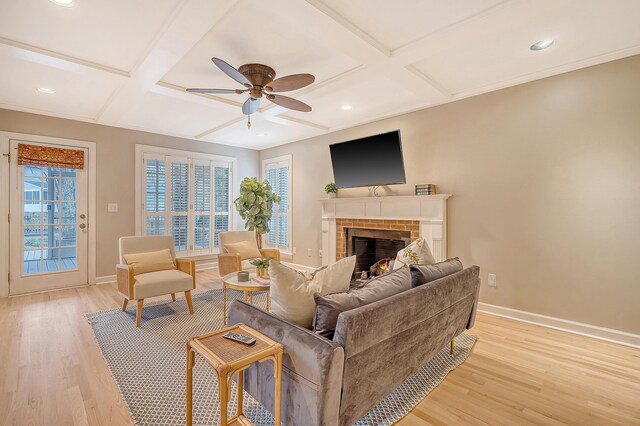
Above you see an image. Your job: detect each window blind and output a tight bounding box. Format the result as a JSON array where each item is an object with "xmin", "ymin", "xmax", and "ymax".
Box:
[{"xmin": 142, "ymin": 151, "xmax": 232, "ymax": 255}]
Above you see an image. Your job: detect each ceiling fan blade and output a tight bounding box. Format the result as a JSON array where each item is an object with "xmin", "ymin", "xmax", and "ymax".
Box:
[
  {"xmin": 265, "ymin": 73, "xmax": 315, "ymax": 92},
  {"xmin": 242, "ymin": 97, "xmax": 260, "ymax": 115},
  {"xmin": 212, "ymin": 57, "xmax": 252, "ymax": 88},
  {"xmin": 267, "ymin": 94, "xmax": 312, "ymax": 112},
  {"xmin": 186, "ymin": 88, "xmax": 245, "ymax": 94}
]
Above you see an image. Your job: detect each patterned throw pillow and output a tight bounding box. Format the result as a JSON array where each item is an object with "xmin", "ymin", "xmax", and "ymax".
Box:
[{"xmin": 393, "ymin": 237, "xmax": 436, "ymax": 270}]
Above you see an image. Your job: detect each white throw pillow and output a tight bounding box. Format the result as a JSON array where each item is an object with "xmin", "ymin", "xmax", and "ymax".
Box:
[
  {"xmin": 269, "ymin": 256, "xmax": 356, "ymax": 328},
  {"xmin": 393, "ymin": 237, "xmax": 436, "ymax": 270}
]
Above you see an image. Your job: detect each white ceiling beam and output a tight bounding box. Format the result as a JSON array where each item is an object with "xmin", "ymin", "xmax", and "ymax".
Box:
[
  {"xmin": 96, "ymin": 0, "xmax": 240, "ymax": 124},
  {"xmin": 300, "ymin": 0, "xmax": 449, "ymax": 101}
]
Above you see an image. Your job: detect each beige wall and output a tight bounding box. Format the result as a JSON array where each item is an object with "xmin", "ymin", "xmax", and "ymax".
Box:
[
  {"xmin": 0, "ymin": 109, "xmax": 260, "ymax": 277},
  {"xmin": 260, "ymin": 55, "xmax": 640, "ymax": 334}
]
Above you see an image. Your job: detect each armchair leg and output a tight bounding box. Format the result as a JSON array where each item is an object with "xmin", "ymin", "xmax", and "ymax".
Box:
[
  {"xmin": 136, "ymin": 299, "xmax": 144, "ymax": 327},
  {"xmin": 171, "ymin": 293, "xmax": 176, "ymax": 302},
  {"xmin": 122, "ymin": 298, "xmax": 129, "ymax": 312},
  {"xmin": 185, "ymin": 290, "xmax": 194, "ymax": 315}
]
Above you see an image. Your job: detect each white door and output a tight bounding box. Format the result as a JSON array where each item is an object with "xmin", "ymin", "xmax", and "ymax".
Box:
[{"xmin": 9, "ymin": 140, "xmax": 89, "ymax": 294}]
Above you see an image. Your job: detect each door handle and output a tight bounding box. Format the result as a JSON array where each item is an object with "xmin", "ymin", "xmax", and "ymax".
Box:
[
  {"xmin": 79, "ymin": 223, "xmax": 86, "ymax": 229},
  {"xmin": 79, "ymin": 214, "xmax": 86, "ymax": 219}
]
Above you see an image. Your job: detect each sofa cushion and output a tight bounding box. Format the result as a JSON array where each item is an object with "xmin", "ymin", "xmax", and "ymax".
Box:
[
  {"xmin": 123, "ymin": 248, "xmax": 176, "ymax": 275},
  {"xmin": 312, "ymin": 265, "xmax": 411, "ymax": 339},
  {"xmin": 224, "ymin": 240, "xmax": 262, "ymax": 260},
  {"xmin": 409, "ymin": 257, "xmax": 463, "ymax": 288},
  {"xmin": 393, "ymin": 237, "xmax": 436, "ymax": 270},
  {"xmin": 269, "ymin": 256, "xmax": 355, "ymax": 328},
  {"xmin": 133, "ymin": 269, "xmax": 193, "ymax": 299}
]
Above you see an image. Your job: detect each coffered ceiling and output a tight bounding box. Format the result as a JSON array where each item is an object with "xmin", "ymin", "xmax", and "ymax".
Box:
[{"xmin": 1, "ymin": 0, "xmax": 639, "ymax": 149}]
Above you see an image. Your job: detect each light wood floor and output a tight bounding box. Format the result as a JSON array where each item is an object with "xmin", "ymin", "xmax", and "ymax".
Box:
[{"xmin": 0, "ymin": 270, "xmax": 638, "ymax": 425}]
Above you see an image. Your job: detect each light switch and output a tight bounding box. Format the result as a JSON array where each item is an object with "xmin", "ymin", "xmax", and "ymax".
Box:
[{"xmin": 108, "ymin": 203, "xmax": 118, "ymax": 213}]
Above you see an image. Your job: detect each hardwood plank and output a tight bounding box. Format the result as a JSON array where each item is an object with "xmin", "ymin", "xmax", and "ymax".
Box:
[{"xmin": 0, "ymin": 269, "xmax": 638, "ymax": 425}]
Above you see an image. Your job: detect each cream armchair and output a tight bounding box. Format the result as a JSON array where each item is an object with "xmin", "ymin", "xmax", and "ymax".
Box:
[
  {"xmin": 218, "ymin": 231, "xmax": 281, "ymax": 276},
  {"xmin": 116, "ymin": 236, "xmax": 196, "ymax": 327}
]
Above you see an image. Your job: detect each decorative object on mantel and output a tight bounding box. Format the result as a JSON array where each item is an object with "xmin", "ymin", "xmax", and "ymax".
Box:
[
  {"xmin": 234, "ymin": 177, "xmax": 280, "ymax": 248},
  {"xmin": 324, "ymin": 182, "xmax": 338, "ymax": 198},
  {"xmin": 250, "ymin": 257, "xmax": 272, "ymax": 278},
  {"xmin": 415, "ymin": 184, "xmax": 437, "ymax": 195}
]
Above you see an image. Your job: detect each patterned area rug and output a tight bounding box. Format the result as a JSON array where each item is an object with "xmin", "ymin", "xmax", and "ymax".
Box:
[{"xmin": 86, "ymin": 288, "xmax": 476, "ymax": 426}]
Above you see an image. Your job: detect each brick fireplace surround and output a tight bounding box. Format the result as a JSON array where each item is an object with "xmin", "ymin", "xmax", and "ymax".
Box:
[
  {"xmin": 335, "ymin": 218, "xmax": 420, "ymax": 260},
  {"xmin": 321, "ymin": 195, "xmax": 450, "ymax": 265}
]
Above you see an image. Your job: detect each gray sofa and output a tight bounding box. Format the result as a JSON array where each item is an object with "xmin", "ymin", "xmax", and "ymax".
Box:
[{"xmin": 228, "ymin": 265, "xmax": 480, "ymax": 426}]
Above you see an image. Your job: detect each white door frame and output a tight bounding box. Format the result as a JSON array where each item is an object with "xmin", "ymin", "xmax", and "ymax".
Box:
[{"xmin": 0, "ymin": 132, "xmax": 96, "ymax": 297}]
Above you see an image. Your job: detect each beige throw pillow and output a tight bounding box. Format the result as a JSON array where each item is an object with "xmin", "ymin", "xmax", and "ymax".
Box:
[
  {"xmin": 224, "ymin": 240, "xmax": 262, "ymax": 260},
  {"xmin": 123, "ymin": 248, "xmax": 176, "ymax": 275},
  {"xmin": 393, "ymin": 237, "xmax": 436, "ymax": 270},
  {"xmin": 269, "ymin": 256, "xmax": 356, "ymax": 328}
]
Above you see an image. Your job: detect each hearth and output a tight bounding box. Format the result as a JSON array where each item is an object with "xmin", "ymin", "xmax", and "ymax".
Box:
[{"xmin": 346, "ymin": 228, "xmax": 411, "ymax": 278}]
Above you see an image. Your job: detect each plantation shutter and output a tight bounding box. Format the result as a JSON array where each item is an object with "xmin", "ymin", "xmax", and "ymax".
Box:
[
  {"xmin": 213, "ymin": 164, "xmax": 230, "ymax": 248},
  {"xmin": 262, "ymin": 156, "xmax": 291, "ymax": 251},
  {"xmin": 277, "ymin": 166, "xmax": 288, "ymax": 248},
  {"xmin": 143, "ymin": 154, "xmax": 166, "ymax": 236},
  {"xmin": 140, "ymin": 149, "xmax": 233, "ymax": 256},
  {"xmin": 170, "ymin": 157, "xmax": 189, "ymax": 253}
]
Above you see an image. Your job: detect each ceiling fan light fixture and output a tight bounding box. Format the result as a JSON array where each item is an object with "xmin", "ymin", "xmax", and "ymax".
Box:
[
  {"xmin": 341, "ymin": 105, "xmax": 352, "ymax": 111},
  {"xmin": 530, "ymin": 39, "xmax": 554, "ymax": 51},
  {"xmin": 37, "ymin": 87, "xmax": 56, "ymax": 94},
  {"xmin": 49, "ymin": 0, "xmax": 75, "ymax": 7}
]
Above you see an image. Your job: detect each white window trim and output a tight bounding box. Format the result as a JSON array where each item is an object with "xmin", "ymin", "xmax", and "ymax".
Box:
[
  {"xmin": 261, "ymin": 154, "xmax": 292, "ymax": 255},
  {"xmin": 0, "ymin": 131, "xmax": 97, "ymax": 297},
  {"xmin": 135, "ymin": 144, "xmax": 238, "ymax": 256}
]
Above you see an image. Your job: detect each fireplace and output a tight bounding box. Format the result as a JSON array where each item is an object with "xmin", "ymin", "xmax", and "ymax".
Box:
[{"xmin": 346, "ymin": 228, "xmax": 411, "ymax": 276}]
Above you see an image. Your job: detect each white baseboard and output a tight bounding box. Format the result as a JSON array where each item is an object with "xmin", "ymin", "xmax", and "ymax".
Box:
[
  {"xmin": 478, "ymin": 302, "xmax": 640, "ymax": 349},
  {"xmin": 281, "ymin": 261, "xmax": 316, "ymax": 272},
  {"xmin": 96, "ymin": 275, "xmax": 116, "ymax": 284}
]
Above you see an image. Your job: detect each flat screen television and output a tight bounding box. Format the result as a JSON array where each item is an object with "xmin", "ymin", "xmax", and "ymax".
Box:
[{"xmin": 329, "ymin": 130, "xmax": 406, "ymax": 189}]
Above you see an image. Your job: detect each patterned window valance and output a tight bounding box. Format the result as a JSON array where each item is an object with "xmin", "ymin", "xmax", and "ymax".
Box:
[{"xmin": 18, "ymin": 143, "xmax": 84, "ymax": 169}]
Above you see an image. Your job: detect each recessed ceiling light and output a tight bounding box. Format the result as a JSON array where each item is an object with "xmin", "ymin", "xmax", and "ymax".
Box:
[
  {"xmin": 257, "ymin": 133, "xmax": 266, "ymax": 137},
  {"xmin": 530, "ymin": 39, "xmax": 554, "ymax": 51},
  {"xmin": 49, "ymin": 0, "xmax": 75, "ymax": 6},
  {"xmin": 341, "ymin": 105, "xmax": 352, "ymax": 111},
  {"xmin": 37, "ymin": 87, "xmax": 56, "ymax": 94}
]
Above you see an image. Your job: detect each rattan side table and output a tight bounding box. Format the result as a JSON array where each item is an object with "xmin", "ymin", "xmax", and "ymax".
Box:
[{"xmin": 186, "ymin": 323, "xmax": 283, "ymax": 426}]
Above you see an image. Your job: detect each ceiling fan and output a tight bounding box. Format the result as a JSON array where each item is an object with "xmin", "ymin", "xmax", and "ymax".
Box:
[{"xmin": 186, "ymin": 57, "xmax": 315, "ymax": 128}]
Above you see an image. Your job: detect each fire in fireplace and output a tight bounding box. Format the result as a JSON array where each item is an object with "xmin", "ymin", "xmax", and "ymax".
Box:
[{"xmin": 346, "ymin": 228, "xmax": 411, "ymax": 278}]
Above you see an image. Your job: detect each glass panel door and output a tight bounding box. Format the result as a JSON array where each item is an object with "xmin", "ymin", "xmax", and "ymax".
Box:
[{"xmin": 9, "ymin": 140, "xmax": 88, "ymax": 294}]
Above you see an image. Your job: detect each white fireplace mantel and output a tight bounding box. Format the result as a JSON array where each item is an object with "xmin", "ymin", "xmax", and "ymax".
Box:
[{"xmin": 321, "ymin": 194, "xmax": 451, "ymax": 265}]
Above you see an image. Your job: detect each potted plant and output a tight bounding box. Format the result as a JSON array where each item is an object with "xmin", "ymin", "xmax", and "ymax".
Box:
[
  {"xmin": 250, "ymin": 257, "xmax": 272, "ymax": 277},
  {"xmin": 234, "ymin": 177, "xmax": 280, "ymax": 248},
  {"xmin": 324, "ymin": 182, "xmax": 338, "ymax": 198}
]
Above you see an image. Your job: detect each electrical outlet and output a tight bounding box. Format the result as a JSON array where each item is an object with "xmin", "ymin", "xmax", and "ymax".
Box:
[
  {"xmin": 293, "ymin": 247, "xmax": 297, "ymax": 255},
  {"xmin": 107, "ymin": 203, "xmax": 118, "ymax": 213},
  {"xmin": 307, "ymin": 248, "xmax": 312, "ymax": 257},
  {"xmin": 488, "ymin": 273, "xmax": 497, "ymax": 287}
]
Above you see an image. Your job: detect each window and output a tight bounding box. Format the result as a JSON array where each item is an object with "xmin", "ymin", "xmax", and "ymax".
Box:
[
  {"xmin": 136, "ymin": 145, "xmax": 235, "ymax": 256},
  {"xmin": 262, "ymin": 155, "xmax": 291, "ymax": 252}
]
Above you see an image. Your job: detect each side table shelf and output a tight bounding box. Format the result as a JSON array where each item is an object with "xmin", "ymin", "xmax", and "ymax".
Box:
[{"xmin": 186, "ymin": 323, "xmax": 283, "ymax": 426}]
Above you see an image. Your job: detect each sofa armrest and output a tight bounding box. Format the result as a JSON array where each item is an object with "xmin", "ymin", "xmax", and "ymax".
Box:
[
  {"xmin": 218, "ymin": 253, "xmax": 242, "ymax": 276},
  {"xmin": 259, "ymin": 248, "xmax": 280, "ymax": 262},
  {"xmin": 116, "ymin": 264, "xmax": 134, "ymax": 299},
  {"xmin": 176, "ymin": 258, "xmax": 196, "ymax": 289},
  {"xmin": 228, "ymin": 301, "xmax": 344, "ymax": 426}
]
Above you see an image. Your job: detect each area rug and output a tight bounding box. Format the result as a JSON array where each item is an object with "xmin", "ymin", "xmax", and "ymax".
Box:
[{"xmin": 86, "ymin": 288, "xmax": 476, "ymax": 426}]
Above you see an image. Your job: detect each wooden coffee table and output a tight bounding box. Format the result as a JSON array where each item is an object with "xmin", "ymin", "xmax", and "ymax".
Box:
[
  {"xmin": 223, "ymin": 271, "xmax": 270, "ymax": 325},
  {"xmin": 186, "ymin": 323, "xmax": 283, "ymax": 426}
]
